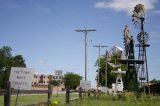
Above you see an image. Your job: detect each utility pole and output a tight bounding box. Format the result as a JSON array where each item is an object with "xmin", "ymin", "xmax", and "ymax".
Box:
[
  {"xmin": 106, "ymin": 50, "xmax": 109, "ymax": 88},
  {"xmin": 75, "ymin": 28, "xmax": 96, "ymax": 81},
  {"xmin": 93, "ymin": 44, "xmax": 108, "ymax": 88}
]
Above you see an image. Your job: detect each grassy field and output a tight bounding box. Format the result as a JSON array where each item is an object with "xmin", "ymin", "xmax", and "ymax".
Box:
[
  {"xmin": 62, "ymin": 98, "xmax": 160, "ymax": 106},
  {"xmin": 62, "ymin": 93, "xmax": 160, "ymax": 106},
  {"xmin": 0, "ymin": 92, "xmax": 160, "ymax": 106},
  {"xmin": 0, "ymin": 94, "xmax": 51, "ymax": 106},
  {"xmin": 0, "ymin": 92, "xmax": 78, "ymax": 106}
]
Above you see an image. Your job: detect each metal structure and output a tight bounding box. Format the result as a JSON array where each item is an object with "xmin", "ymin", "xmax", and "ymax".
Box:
[
  {"xmin": 75, "ymin": 28, "xmax": 96, "ymax": 81},
  {"xmin": 106, "ymin": 46, "xmax": 123, "ymax": 88},
  {"xmin": 93, "ymin": 44, "xmax": 108, "ymax": 88},
  {"xmin": 132, "ymin": 4, "xmax": 150, "ymax": 87},
  {"xmin": 120, "ymin": 25, "xmax": 143, "ymax": 90},
  {"xmin": 111, "ymin": 68, "xmax": 126, "ymax": 95}
]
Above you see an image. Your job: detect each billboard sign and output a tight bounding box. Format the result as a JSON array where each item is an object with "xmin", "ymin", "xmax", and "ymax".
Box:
[
  {"xmin": 80, "ymin": 80, "xmax": 91, "ymax": 91},
  {"xmin": 9, "ymin": 67, "xmax": 34, "ymax": 90}
]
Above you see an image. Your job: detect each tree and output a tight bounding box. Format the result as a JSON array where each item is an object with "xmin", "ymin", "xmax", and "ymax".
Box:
[
  {"xmin": 50, "ymin": 80, "xmax": 60, "ymax": 86},
  {"xmin": 0, "ymin": 46, "xmax": 26, "ymax": 88},
  {"xmin": 11, "ymin": 55, "xmax": 26, "ymax": 67},
  {"xmin": 150, "ymin": 79, "xmax": 160, "ymax": 83},
  {"xmin": 95, "ymin": 53, "xmax": 126, "ymax": 87},
  {"xmin": 0, "ymin": 46, "xmax": 12, "ymax": 58},
  {"xmin": 95, "ymin": 55, "xmax": 113, "ymax": 87},
  {"xmin": 64, "ymin": 73, "xmax": 80, "ymax": 89}
]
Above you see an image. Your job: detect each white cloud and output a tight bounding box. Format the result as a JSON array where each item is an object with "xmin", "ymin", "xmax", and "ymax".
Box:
[
  {"xmin": 95, "ymin": 0, "xmax": 157, "ymax": 15},
  {"xmin": 39, "ymin": 60, "xmax": 45, "ymax": 64}
]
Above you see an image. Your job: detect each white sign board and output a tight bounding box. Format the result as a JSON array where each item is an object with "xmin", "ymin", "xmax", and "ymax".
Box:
[
  {"xmin": 112, "ymin": 83, "xmax": 123, "ymax": 92},
  {"xmin": 80, "ymin": 80, "xmax": 91, "ymax": 91},
  {"xmin": 100, "ymin": 87, "xmax": 108, "ymax": 92},
  {"xmin": 9, "ymin": 67, "xmax": 34, "ymax": 90}
]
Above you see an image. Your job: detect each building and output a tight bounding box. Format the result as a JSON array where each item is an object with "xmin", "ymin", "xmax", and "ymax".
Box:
[
  {"xmin": 54, "ymin": 70, "xmax": 63, "ymax": 81},
  {"xmin": 32, "ymin": 74, "xmax": 53, "ymax": 85},
  {"xmin": 32, "ymin": 70, "xmax": 63, "ymax": 86},
  {"xmin": 142, "ymin": 83, "xmax": 160, "ymax": 94}
]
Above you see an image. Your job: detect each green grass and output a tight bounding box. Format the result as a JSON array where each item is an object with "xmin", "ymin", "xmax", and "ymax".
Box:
[
  {"xmin": 0, "ymin": 92, "xmax": 79, "ymax": 106},
  {"xmin": 62, "ymin": 98, "xmax": 160, "ymax": 106},
  {"xmin": 0, "ymin": 93, "xmax": 66, "ymax": 106},
  {"xmin": 1, "ymin": 92, "xmax": 160, "ymax": 106},
  {"xmin": 62, "ymin": 92, "xmax": 160, "ymax": 106}
]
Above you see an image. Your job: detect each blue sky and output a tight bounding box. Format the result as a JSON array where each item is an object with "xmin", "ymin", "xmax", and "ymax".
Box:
[{"xmin": 0, "ymin": 0, "xmax": 160, "ymax": 87}]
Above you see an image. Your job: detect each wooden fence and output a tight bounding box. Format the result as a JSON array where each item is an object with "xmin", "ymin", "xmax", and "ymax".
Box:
[
  {"xmin": 65, "ymin": 87, "xmax": 101, "ymax": 104},
  {"xmin": 0, "ymin": 81, "xmax": 52, "ymax": 106}
]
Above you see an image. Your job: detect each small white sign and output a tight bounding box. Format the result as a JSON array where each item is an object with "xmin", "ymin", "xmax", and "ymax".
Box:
[
  {"xmin": 9, "ymin": 67, "xmax": 34, "ymax": 90},
  {"xmin": 112, "ymin": 83, "xmax": 123, "ymax": 92},
  {"xmin": 100, "ymin": 87, "xmax": 108, "ymax": 92},
  {"xmin": 80, "ymin": 80, "xmax": 91, "ymax": 91}
]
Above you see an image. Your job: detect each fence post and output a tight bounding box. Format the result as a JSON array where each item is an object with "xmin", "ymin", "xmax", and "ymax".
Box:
[
  {"xmin": 48, "ymin": 83, "xmax": 52, "ymax": 105},
  {"xmin": 93, "ymin": 89, "xmax": 96, "ymax": 98},
  {"xmin": 66, "ymin": 86, "xmax": 70, "ymax": 104},
  {"xmin": 4, "ymin": 81, "xmax": 11, "ymax": 106},
  {"xmin": 79, "ymin": 87, "xmax": 82, "ymax": 99},
  {"xmin": 88, "ymin": 90, "xmax": 90, "ymax": 97}
]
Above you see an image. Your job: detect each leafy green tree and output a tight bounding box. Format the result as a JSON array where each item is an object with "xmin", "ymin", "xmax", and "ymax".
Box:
[
  {"xmin": 64, "ymin": 73, "xmax": 80, "ymax": 89},
  {"xmin": 95, "ymin": 53, "xmax": 126, "ymax": 87},
  {"xmin": 0, "ymin": 46, "xmax": 26, "ymax": 88},
  {"xmin": 95, "ymin": 55, "xmax": 114, "ymax": 87},
  {"xmin": 0, "ymin": 46, "xmax": 12, "ymax": 57},
  {"xmin": 150, "ymin": 79, "xmax": 160, "ymax": 83},
  {"xmin": 50, "ymin": 80, "xmax": 60, "ymax": 86},
  {"xmin": 11, "ymin": 55, "xmax": 26, "ymax": 67}
]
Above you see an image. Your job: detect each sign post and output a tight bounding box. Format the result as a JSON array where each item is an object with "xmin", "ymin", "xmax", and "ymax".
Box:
[
  {"xmin": 15, "ymin": 88, "xmax": 19, "ymax": 106},
  {"xmin": 9, "ymin": 67, "xmax": 34, "ymax": 106}
]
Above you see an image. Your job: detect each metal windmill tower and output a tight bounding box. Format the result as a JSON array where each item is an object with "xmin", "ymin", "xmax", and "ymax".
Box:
[
  {"xmin": 132, "ymin": 4, "xmax": 150, "ymax": 87},
  {"xmin": 120, "ymin": 25, "xmax": 143, "ymax": 91},
  {"xmin": 123, "ymin": 26, "xmax": 138, "ymax": 90}
]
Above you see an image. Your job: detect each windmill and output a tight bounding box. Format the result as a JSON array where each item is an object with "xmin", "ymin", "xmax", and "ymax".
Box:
[
  {"xmin": 123, "ymin": 25, "xmax": 132, "ymax": 57},
  {"xmin": 119, "ymin": 25, "xmax": 142, "ymax": 91},
  {"xmin": 132, "ymin": 4, "xmax": 150, "ymax": 87},
  {"xmin": 111, "ymin": 68, "xmax": 126, "ymax": 95}
]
